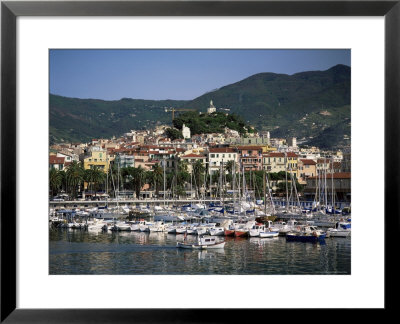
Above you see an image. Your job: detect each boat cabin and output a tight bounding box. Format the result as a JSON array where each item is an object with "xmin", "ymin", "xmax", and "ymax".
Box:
[
  {"xmin": 335, "ymin": 222, "xmax": 351, "ymax": 229},
  {"xmin": 198, "ymin": 236, "xmax": 217, "ymax": 245}
]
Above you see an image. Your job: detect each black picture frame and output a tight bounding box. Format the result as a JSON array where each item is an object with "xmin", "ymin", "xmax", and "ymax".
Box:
[{"xmin": 1, "ymin": 0, "xmax": 398, "ymax": 322}]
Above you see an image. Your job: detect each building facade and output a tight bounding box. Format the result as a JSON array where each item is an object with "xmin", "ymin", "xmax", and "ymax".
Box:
[
  {"xmin": 208, "ymin": 147, "xmax": 239, "ymax": 175},
  {"xmin": 80, "ymin": 146, "xmax": 110, "ymax": 172}
]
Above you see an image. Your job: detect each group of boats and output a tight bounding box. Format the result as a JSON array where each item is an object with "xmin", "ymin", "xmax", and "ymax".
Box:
[{"xmin": 50, "ymin": 204, "xmax": 351, "ymax": 249}]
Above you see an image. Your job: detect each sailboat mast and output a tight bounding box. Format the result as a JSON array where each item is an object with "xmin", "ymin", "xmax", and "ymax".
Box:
[
  {"xmin": 331, "ymin": 156, "xmax": 334, "ymax": 212},
  {"xmin": 285, "ymin": 152, "xmax": 288, "ymax": 211},
  {"xmin": 263, "ymin": 168, "xmax": 266, "ymax": 215},
  {"xmin": 233, "ymin": 160, "xmax": 236, "ymax": 209},
  {"xmin": 163, "ymin": 158, "xmax": 166, "ymax": 208},
  {"xmin": 324, "ymin": 156, "xmax": 328, "ymax": 209}
]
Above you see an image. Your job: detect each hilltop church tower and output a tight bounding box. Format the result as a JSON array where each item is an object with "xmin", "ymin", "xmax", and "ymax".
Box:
[
  {"xmin": 207, "ymin": 100, "xmax": 217, "ymax": 114},
  {"xmin": 182, "ymin": 123, "xmax": 191, "ymax": 139}
]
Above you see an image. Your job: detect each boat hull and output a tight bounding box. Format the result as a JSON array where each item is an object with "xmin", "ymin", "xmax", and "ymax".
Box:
[
  {"xmin": 234, "ymin": 230, "xmax": 249, "ymax": 238},
  {"xmin": 176, "ymin": 242, "xmax": 225, "ymax": 249},
  {"xmin": 259, "ymin": 231, "xmax": 279, "ymax": 238},
  {"xmin": 224, "ymin": 229, "xmax": 235, "ymax": 236},
  {"xmin": 328, "ymin": 230, "xmax": 351, "ymax": 237},
  {"xmin": 286, "ymin": 233, "xmax": 326, "ymax": 243}
]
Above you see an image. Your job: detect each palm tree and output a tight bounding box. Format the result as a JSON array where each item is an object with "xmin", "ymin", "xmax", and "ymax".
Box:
[
  {"xmin": 176, "ymin": 160, "xmax": 190, "ymax": 187},
  {"xmin": 84, "ymin": 168, "xmax": 94, "ymax": 195},
  {"xmin": 225, "ymin": 160, "xmax": 236, "ymax": 189},
  {"xmin": 107, "ymin": 163, "xmax": 124, "ymax": 196},
  {"xmin": 192, "ymin": 160, "xmax": 205, "ymax": 196},
  {"xmin": 65, "ymin": 161, "xmax": 84, "ymax": 199},
  {"xmin": 152, "ymin": 163, "xmax": 163, "ymax": 196},
  {"xmin": 131, "ymin": 166, "xmax": 146, "ymax": 199},
  {"xmin": 91, "ymin": 167, "xmax": 105, "ymax": 197},
  {"xmin": 225, "ymin": 160, "xmax": 235, "ymax": 175},
  {"xmin": 120, "ymin": 166, "xmax": 134, "ymax": 190},
  {"xmin": 49, "ymin": 168, "xmax": 62, "ymax": 197}
]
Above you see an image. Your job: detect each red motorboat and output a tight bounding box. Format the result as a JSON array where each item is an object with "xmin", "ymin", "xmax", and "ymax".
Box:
[
  {"xmin": 224, "ymin": 229, "xmax": 235, "ymax": 236},
  {"xmin": 234, "ymin": 230, "xmax": 249, "ymax": 237}
]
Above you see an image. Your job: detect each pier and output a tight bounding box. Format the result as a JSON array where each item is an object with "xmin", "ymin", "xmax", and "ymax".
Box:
[{"xmin": 49, "ymin": 198, "xmax": 235, "ymax": 209}]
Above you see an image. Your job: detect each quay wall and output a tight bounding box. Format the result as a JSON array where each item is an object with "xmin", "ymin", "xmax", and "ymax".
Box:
[{"xmin": 49, "ymin": 199, "xmax": 232, "ymax": 209}]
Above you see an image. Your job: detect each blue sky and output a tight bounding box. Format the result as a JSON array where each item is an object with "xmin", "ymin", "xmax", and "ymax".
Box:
[{"xmin": 50, "ymin": 49, "xmax": 350, "ymax": 101}]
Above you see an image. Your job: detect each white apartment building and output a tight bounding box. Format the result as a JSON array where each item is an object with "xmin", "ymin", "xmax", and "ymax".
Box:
[{"xmin": 208, "ymin": 147, "xmax": 239, "ymax": 175}]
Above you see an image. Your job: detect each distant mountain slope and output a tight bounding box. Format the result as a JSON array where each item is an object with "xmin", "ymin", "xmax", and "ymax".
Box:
[
  {"xmin": 49, "ymin": 64, "xmax": 350, "ymax": 148},
  {"xmin": 184, "ymin": 64, "xmax": 350, "ymax": 138},
  {"xmin": 49, "ymin": 95, "xmax": 186, "ymax": 143}
]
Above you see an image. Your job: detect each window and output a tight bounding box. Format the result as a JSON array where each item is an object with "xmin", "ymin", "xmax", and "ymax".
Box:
[{"xmin": 211, "ymin": 154, "xmax": 215, "ymax": 158}]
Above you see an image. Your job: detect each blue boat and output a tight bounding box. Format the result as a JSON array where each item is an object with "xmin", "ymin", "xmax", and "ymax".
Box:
[{"xmin": 286, "ymin": 226, "xmax": 326, "ymax": 243}]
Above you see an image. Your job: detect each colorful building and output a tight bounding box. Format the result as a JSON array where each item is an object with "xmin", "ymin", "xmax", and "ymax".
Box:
[
  {"xmin": 236, "ymin": 146, "xmax": 263, "ymax": 171},
  {"xmin": 263, "ymin": 152, "xmax": 298, "ymax": 175},
  {"xmin": 80, "ymin": 146, "xmax": 110, "ymax": 172},
  {"xmin": 297, "ymin": 159, "xmax": 317, "ymax": 184}
]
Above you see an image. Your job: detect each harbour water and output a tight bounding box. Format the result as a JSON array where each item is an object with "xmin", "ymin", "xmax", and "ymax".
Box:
[{"xmin": 49, "ymin": 229, "xmax": 351, "ymax": 275}]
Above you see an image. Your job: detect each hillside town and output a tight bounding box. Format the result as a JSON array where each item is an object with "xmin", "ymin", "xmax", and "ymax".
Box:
[
  {"xmin": 49, "ymin": 49, "xmax": 352, "ymax": 276},
  {"xmin": 49, "ymin": 101, "xmax": 351, "ymax": 206}
]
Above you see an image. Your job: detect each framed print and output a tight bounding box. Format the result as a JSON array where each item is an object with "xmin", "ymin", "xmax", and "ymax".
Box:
[{"xmin": 1, "ymin": 0, "xmax": 398, "ymax": 322}]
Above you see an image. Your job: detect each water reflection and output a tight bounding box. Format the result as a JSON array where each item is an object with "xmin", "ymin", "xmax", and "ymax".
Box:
[{"xmin": 49, "ymin": 229, "xmax": 351, "ymax": 275}]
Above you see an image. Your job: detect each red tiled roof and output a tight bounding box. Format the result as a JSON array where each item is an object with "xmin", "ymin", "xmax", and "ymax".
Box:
[
  {"xmin": 49, "ymin": 156, "xmax": 65, "ymax": 164},
  {"xmin": 300, "ymin": 159, "xmax": 317, "ymax": 165},
  {"xmin": 236, "ymin": 146, "xmax": 263, "ymax": 150},
  {"xmin": 181, "ymin": 154, "xmax": 206, "ymax": 158},
  {"xmin": 264, "ymin": 152, "xmax": 298, "ymax": 158},
  {"xmin": 209, "ymin": 147, "xmax": 236, "ymax": 153},
  {"xmin": 308, "ymin": 172, "xmax": 351, "ymax": 179}
]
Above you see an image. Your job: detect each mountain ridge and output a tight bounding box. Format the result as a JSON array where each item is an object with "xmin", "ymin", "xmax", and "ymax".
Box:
[{"xmin": 50, "ymin": 64, "xmax": 350, "ymax": 148}]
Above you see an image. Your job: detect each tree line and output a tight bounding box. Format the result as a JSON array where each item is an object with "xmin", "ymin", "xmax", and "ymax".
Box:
[{"xmin": 49, "ymin": 160, "xmax": 303, "ymax": 200}]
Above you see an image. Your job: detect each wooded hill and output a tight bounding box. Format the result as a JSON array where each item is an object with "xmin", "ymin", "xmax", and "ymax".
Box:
[{"xmin": 50, "ymin": 64, "xmax": 350, "ymax": 149}]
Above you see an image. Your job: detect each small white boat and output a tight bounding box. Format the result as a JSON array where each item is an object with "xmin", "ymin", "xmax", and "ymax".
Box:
[
  {"xmin": 87, "ymin": 221, "xmax": 106, "ymax": 232},
  {"xmin": 167, "ymin": 225, "xmax": 177, "ymax": 234},
  {"xmin": 259, "ymin": 230, "xmax": 279, "ymax": 238},
  {"xmin": 175, "ymin": 226, "xmax": 188, "ymax": 234},
  {"xmin": 186, "ymin": 224, "xmax": 198, "ymax": 235},
  {"xmin": 326, "ymin": 221, "xmax": 351, "ymax": 237},
  {"xmin": 208, "ymin": 227, "xmax": 225, "ymax": 236},
  {"xmin": 148, "ymin": 221, "xmax": 165, "ymax": 232},
  {"xmin": 195, "ymin": 226, "xmax": 208, "ymax": 236},
  {"xmin": 249, "ymin": 224, "xmax": 266, "ymax": 237},
  {"xmin": 176, "ymin": 235, "xmax": 225, "ymax": 250},
  {"xmin": 116, "ymin": 223, "xmax": 132, "ymax": 231}
]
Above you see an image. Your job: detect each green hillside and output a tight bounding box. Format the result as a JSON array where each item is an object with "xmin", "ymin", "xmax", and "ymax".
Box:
[
  {"xmin": 184, "ymin": 64, "xmax": 350, "ymax": 131},
  {"xmin": 49, "ymin": 95, "xmax": 186, "ymax": 144},
  {"xmin": 49, "ymin": 64, "xmax": 350, "ymax": 148},
  {"xmin": 172, "ymin": 111, "xmax": 255, "ymax": 135}
]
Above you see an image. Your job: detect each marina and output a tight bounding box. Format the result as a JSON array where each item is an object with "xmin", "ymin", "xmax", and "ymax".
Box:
[
  {"xmin": 49, "ymin": 200, "xmax": 351, "ymax": 275},
  {"xmin": 49, "ymin": 226, "xmax": 351, "ymax": 275},
  {"xmin": 47, "ymin": 51, "xmax": 352, "ymax": 277}
]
